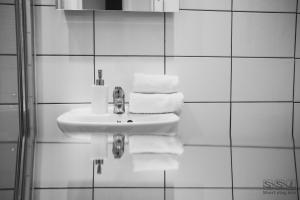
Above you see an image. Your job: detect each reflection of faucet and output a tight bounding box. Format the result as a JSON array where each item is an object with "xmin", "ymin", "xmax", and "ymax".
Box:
[
  {"xmin": 112, "ymin": 134, "xmax": 125, "ymax": 159},
  {"xmin": 95, "ymin": 159, "xmax": 104, "ymax": 174},
  {"xmin": 113, "ymin": 86, "xmax": 125, "ymax": 114}
]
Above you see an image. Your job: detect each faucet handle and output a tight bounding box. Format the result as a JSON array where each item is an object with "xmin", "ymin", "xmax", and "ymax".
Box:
[{"xmin": 113, "ymin": 86, "xmax": 125, "ymax": 99}]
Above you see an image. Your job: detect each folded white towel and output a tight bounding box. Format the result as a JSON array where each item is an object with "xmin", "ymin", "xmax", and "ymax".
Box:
[
  {"xmin": 132, "ymin": 154, "xmax": 179, "ymax": 171},
  {"xmin": 133, "ymin": 73, "xmax": 179, "ymax": 94},
  {"xmin": 129, "ymin": 135, "xmax": 184, "ymax": 155},
  {"xmin": 129, "ymin": 92, "xmax": 184, "ymax": 114}
]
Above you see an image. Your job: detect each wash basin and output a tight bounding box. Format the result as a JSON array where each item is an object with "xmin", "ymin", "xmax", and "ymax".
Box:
[{"xmin": 57, "ymin": 106, "xmax": 179, "ymax": 138}]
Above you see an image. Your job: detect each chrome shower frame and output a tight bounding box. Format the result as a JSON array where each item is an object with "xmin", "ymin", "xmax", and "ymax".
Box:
[{"xmin": 13, "ymin": 0, "xmax": 36, "ymax": 200}]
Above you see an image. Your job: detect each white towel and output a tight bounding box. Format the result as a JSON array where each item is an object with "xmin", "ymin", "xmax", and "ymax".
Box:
[
  {"xmin": 129, "ymin": 92, "xmax": 184, "ymax": 114},
  {"xmin": 132, "ymin": 154, "xmax": 179, "ymax": 171},
  {"xmin": 133, "ymin": 73, "xmax": 179, "ymax": 94},
  {"xmin": 129, "ymin": 135, "xmax": 184, "ymax": 155}
]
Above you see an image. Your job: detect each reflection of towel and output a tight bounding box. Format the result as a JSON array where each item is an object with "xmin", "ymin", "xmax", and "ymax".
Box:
[
  {"xmin": 133, "ymin": 73, "xmax": 179, "ymax": 94},
  {"xmin": 129, "ymin": 92, "xmax": 184, "ymax": 114},
  {"xmin": 129, "ymin": 135, "xmax": 183, "ymax": 155},
  {"xmin": 132, "ymin": 154, "xmax": 179, "ymax": 171}
]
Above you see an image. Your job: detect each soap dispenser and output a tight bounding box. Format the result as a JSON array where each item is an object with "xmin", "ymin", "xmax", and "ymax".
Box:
[{"xmin": 92, "ymin": 70, "xmax": 108, "ymax": 114}]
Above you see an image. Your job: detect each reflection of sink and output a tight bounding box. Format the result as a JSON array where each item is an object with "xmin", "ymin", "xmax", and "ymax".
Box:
[{"xmin": 57, "ymin": 106, "xmax": 179, "ymax": 138}]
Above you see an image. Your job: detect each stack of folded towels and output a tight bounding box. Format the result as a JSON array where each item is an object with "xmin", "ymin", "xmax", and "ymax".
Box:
[{"xmin": 128, "ymin": 73, "xmax": 184, "ymax": 171}]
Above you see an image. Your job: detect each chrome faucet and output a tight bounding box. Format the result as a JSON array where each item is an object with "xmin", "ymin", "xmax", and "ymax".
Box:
[{"xmin": 113, "ymin": 86, "xmax": 125, "ymax": 114}]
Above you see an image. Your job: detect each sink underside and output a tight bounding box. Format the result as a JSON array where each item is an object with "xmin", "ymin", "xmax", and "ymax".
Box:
[{"xmin": 57, "ymin": 106, "xmax": 179, "ymax": 138}]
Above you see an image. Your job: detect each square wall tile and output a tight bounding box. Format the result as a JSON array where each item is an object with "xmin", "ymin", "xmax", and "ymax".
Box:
[
  {"xmin": 294, "ymin": 104, "xmax": 300, "ymax": 147},
  {"xmin": 233, "ymin": 13, "xmax": 295, "ymax": 57},
  {"xmin": 34, "ymin": 143, "xmax": 93, "ymax": 187},
  {"xmin": 0, "ymin": 144, "xmax": 17, "ymax": 188},
  {"xmin": 180, "ymin": 0, "xmax": 231, "ymax": 10},
  {"xmin": 0, "ymin": 191, "xmax": 13, "ymax": 200},
  {"xmin": 234, "ymin": 189, "xmax": 297, "ymax": 200},
  {"xmin": 0, "ymin": 5, "xmax": 16, "ymax": 54},
  {"xmin": 166, "ymin": 57, "xmax": 231, "ymax": 101},
  {"xmin": 94, "ymin": 144, "xmax": 164, "ymax": 187},
  {"xmin": 233, "ymin": 148, "xmax": 296, "ymax": 187},
  {"xmin": 166, "ymin": 189, "xmax": 232, "ymax": 200},
  {"xmin": 0, "ymin": 0, "xmax": 15, "ymax": 3},
  {"xmin": 35, "ymin": 6, "xmax": 93, "ymax": 54},
  {"xmin": 34, "ymin": 0, "xmax": 55, "ymax": 5},
  {"xmin": 166, "ymin": 147, "xmax": 231, "ymax": 187},
  {"xmin": 295, "ymin": 60, "xmax": 300, "ymax": 101},
  {"xmin": 233, "ymin": 0, "xmax": 297, "ymax": 12},
  {"xmin": 0, "ymin": 105, "xmax": 19, "ymax": 142},
  {"xmin": 166, "ymin": 11, "xmax": 231, "ymax": 56},
  {"xmin": 232, "ymin": 103, "xmax": 293, "ymax": 147},
  {"xmin": 37, "ymin": 104, "xmax": 90, "ymax": 142},
  {"xmin": 0, "ymin": 56, "xmax": 18, "ymax": 104},
  {"xmin": 296, "ymin": 15, "xmax": 300, "ymax": 57},
  {"xmin": 34, "ymin": 189, "xmax": 92, "ymax": 200},
  {"xmin": 95, "ymin": 12, "xmax": 164, "ymax": 56},
  {"xmin": 179, "ymin": 103, "xmax": 230, "ymax": 145},
  {"xmin": 95, "ymin": 188, "xmax": 164, "ymax": 200},
  {"xmin": 296, "ymin": 150, "xmax": 300, "ymax": 183},
  {"xmin": 95, "ymin": 56, "xmax": 164, "ymax": 102},
  {"xmin": 36, "ymin": 56, "xmax": 93, "ymax": 103},
  {"xmin": 232, "ymin": 58, "xmax": 294, "ymax": 101}
]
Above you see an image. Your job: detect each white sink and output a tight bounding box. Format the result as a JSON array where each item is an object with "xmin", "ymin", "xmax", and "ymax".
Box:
[{"xmin": 57, "ymin": 106, "xmax": 179, "ymax": 138}]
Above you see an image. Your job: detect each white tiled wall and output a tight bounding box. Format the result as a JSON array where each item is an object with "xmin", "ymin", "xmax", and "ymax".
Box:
[
  {"xmin": 0, "ymin": 5, "xmax": 16, "ymax": 54},
  {"xmin": 232, "ymin": 148, "xmax": 296, "ymax": 187},
  {"xmin": 166, "ymin": 57, "xmax": 231, "ymax": 101},
  {"xmin": 95, "ymin": 12, "xmax": 164, "ymax": 55},
  {"xmin": 166, "ymin": 147, "xmax": 232, "ymax": 187},
  {"xmin": 180, "ymin": 0, "xmax": 231, "ymax": 10},
  {"xmin": 233, "ymin": 0, "xmax": 297, "ymax": 12},
  {"xmin": 232, "ymin": 58, "xmax": 294, "ymax": 101},
  {"xmin": 233, "ymin": 13, "xmax": 295, "ymax": 57},
  {"xmin": 166, "ymin": 189, "xmax": 232, "ymax": 200},
  {"xmin": 231, "ymin": 103, "xmax": 293, "ymax": 147},
  {"xmin": 0, "ymin": 2, "xmax": 19, "ymax": 198},
  {"xmin": 0, "ymin": 56, "xmax": 18, "ymax": 104},
  {"xmin": 34, "ymin": 189, "xmax": 92, "ymax": 200},
  {"xmin": 22, "ymin": 0, "xmax": 300, "ymax": 200},
  {"xmin": 165, "ymin": 11, "xmax": 231, "ymax": 56},
  {"xmin": 0, "ymin": 144, "xmax": 17, "ymax": 188},
  {"xmin": 94, "ymin": 188, "xmax": 164, "ymax": 200}
]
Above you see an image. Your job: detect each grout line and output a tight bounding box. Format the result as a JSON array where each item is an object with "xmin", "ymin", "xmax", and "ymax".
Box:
[
  {"xmin": 34, "ymin": 142, "xmax": 295, "ymax": 149},
  {"xmin": 35, "ymin": 101, "xmax": 295, "ymax": 105},
  {"xmin": 184, "ymin": 144, "xmax": 295, "ymax": 149},
  {"xmin": 0, "ymin": 54, "xmax": 17, "ymax": 56},
  {"xmin": 93, "ymin": 11, "xmax": 96, "ymax": 84},
  {"xmin": 36, "ymin": 102, "xmax": 91, "ymax": 105},
  {"xmin": 31, "ymin": 4, "xmax": 298, "ymax": 14},
  {"xmin": 292, "ymin": 1, "xmax": 300, "ymax": 200},
  {"xmin": 164, "ymin": 171, "xmax": 166, "ymax": 200},
  {"xmin": 0, "ymin": 141, "xmax": 19, "ymax": 144},
  {"xmin": 92, "ymin": 11, "xmax": 96, "ymax": 200},
  {"xmin": 164, "ymin": 13, "xmax": 166, "ymax": 75},
  {"xmin": 35, "ymin": 54, "xmax": 164, "ymax": 57},
  {"xmin": 0, "ymin": 188, "xmax": 15, "ymax": 190},
  {"xmin": 35, "ymin": 141, "xmax": 90, "ymax": 144},
  {"xmin": 163, "ymin": 11, "xmax": 167, "ymax": 199},
  {"xmin": 0, "ymin": 103, "xmax": 19, "ymax": 105},
  {"xmin": 92, "ymin": 160, "xmax": 95, "ymax": 200},
  {"xmin": 0, "ymin": 3, "xmax": 15, "ymax": 6},
  {"xmin": 230, "ymin": 1, "xmax": 235, "ymax": 200},
  {"xmin": 33, "ymin": 4, "xmax": 55, "ymax": 7},
  {"xmin": 185, "ymin": 101, "xmax": 293, "ymax": 103},
  {"xmin": 34, "ymin": 54, "xmax": 295, "ymax": 59},
  {"xmin": 180, "ymin": 8, "xmax": 297, "ymax": 14},
  {"xmin": 33, "ymin": 186, "xmax": 299, "ymax": 190}
]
